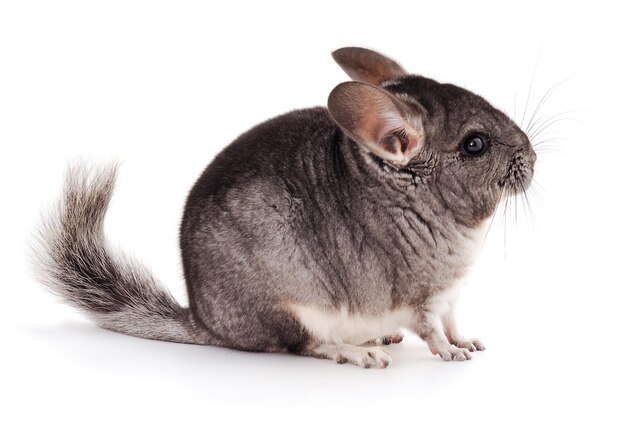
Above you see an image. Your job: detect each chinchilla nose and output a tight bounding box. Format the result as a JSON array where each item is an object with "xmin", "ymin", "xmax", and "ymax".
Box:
[
  {"xmin": 529, "ymin": 145, "xmax": 537, "ymax": 166},
  {"xmin": 521, "ymin": 132, "xmax": 536, "ymax": 167}
]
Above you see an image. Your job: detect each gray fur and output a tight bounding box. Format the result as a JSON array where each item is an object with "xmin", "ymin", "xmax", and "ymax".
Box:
[
  {"xmin": 33, "ymin": 162, "xmax": 199, "ymax": 343},
  {"xmin": 34, "ymin": 48, "xmax": 536, "ymax": 366}
]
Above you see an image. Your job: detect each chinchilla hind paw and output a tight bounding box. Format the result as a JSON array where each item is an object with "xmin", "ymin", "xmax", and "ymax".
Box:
[{"xmin": 311, "ymin": 343, "xmax": 392, "ymax": 368}]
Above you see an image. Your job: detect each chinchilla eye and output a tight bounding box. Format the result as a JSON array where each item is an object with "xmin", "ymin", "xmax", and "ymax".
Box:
[{"xmin": 461, "ymin": 134, "xmax": 488, "ymax": 156}]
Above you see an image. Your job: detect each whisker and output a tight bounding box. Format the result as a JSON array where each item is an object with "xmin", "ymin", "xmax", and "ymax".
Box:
[
  {"xmin": 534, "ymin": 147, "xmax": 565, "ymax": 156},
  {"xmin": 514, "ymin": 187, "xmax": 519, "ymax": 228},
  {"xmin": 503, "ymin": 188, "xmax": 512, "ymax": 259},
  {"xmin": 534, "ymin": 147, "xmax": 562, "ymax": 153},
  {"xmin": 528, "ymin": 182, "xmax": 546, "ymax": 209},
  {"xmin": 528, "ymin": 116, "xmax": 578, "ymax": 142},
  {"xmin": 529, "ymin": 117, "xmax": 578, "ymax": 143},
  {"xmin": 527, "ymin": 110, "xmax": 580, "ymax": 141},
  {"xmin": 480, "ymin": 188, "xmax": 506, "ymax": 253},
  {"xmin": 520, "ymin": 51, "xmax": 542, "ymax": 131},
  {"xmin": 521, "ymin": 187, "xmax": 538, "ymax": 234},
  {"xmin": 532, "ymin": 137, "xmax": 568, "ymax": 147},
  {"xmin": 524, "ymin": 77, "xmax": 572, "ymax": 135},
  {"xmin": 533, "ymin": 133, "xmax": 568, "ymax": 141},
  {"xmin": 529, "ymin": 178, "xmax": 546, "ymax": 193},
  {"xmin": 533, "ymin": 141, "xmax": 565, "ymax": 149},
  {"xmin": 517, "ymin": 187, "xmax": 531, "ymax": 236}
]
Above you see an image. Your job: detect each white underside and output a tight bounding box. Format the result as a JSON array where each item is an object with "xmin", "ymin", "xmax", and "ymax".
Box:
[
  {"xmin": 288, "ymin": 285, "xmax": 464, "ymax": 346},
  {"xmin": 288, "ymin": 304, "xmax": 413, "ymax": 345}
]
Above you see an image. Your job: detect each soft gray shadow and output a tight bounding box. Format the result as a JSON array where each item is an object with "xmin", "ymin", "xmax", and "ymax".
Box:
[
  {"xmin": 23, "ymin": 321, "xmax": 435, "ymax": 367},
  {"xmin": 21, "ymin": 321, "xmax": 478, "ymax": 402},
  {"xmin": 23, "ymin": 321, "xmax": 285, "ymax": 369}
]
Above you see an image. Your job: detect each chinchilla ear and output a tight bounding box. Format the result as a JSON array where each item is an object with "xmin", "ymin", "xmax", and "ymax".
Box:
[
  {"xmin": 332, "ymin": 47, "xmax": 408, "ymax": 86},
  {"xmin": 328, "ymin": 81, "xmax": 424, "ymax": 166}
]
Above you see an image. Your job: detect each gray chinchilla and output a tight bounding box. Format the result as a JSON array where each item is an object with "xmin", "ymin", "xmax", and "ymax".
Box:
[{"xmin": 34, "ymin": 47, "xmax": 536, "ymax": 368}]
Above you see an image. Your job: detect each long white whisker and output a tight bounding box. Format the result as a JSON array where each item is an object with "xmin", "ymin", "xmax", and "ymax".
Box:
[
  {"xmin": 520, "ymin": 51, "xmax": 542, "ymax": 130},
  {"xmin": 529, "ymin": 116, "xmax": 578, "ymax": 143},
  {"xmin": 480, "ymin": 189, "xmax": 506, "ymax": 254},
  {"xmin": 524, "ymin": 77, "xmax": 571, "ymax": 135},
  {"xmin": 503, "ymin": 189, "xmax": 512, "ymax": 259},
  {"xmin": 527, "ymin": 110, "xmax": 580, "ymax": 140},
  {"xmin": 528, "ymin": 182, "xmax": 546, "ymax": 209},
  {"xmin": 532, "ymin": 137, "xmax": 568, "ymax": 147}
]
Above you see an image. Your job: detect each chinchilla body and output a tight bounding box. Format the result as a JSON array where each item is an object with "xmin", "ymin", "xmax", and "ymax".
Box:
[
  {"xmin": 180, "ymin": 107, "xmax": 478, "ymax": 351},
  {"xmin": 35, "ymin": 48, "xmax": 536, "ymax": 367}
]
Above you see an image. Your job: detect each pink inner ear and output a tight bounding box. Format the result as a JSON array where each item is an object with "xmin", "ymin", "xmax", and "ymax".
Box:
[
  {"xmin": 377, "ymin": 128, "xmax": 420, "ymax": 162},
  {"xmin": 360, "ymin": 101, "xmax": 405, "ymax": 142},
  {"xmin": 361, "ymin": 105, "xmax": 421, "ymax": 163},
  {"xmin": 394, "ymin": 130, "xmax": 418, "ymax": 154}
]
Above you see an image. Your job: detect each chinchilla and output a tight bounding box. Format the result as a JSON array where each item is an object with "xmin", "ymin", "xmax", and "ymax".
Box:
[{"xmin": 34, "ymin": 47, "xmax": 536, "ymax": 368}]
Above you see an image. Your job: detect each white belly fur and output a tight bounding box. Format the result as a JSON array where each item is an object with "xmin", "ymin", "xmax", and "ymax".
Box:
[{"xmin": 288, "ymin": 304, "xmax": 413, "ymax": 345}]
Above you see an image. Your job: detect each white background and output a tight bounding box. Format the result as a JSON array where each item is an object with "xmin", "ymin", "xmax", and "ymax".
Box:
[{"xmin": 1, "ymin": 1, "xmax": 624, "ymax": 432}]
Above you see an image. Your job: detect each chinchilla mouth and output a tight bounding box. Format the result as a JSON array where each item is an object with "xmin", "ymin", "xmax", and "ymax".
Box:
[{"xmin": 498, "ymin": 152, "xmax": 535, "ymax": 194}]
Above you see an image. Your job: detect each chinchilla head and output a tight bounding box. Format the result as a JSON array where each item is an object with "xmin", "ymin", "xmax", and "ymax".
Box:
[{"xmin": 328, "ymin": 47, "xmax": 536, "ymax": 226}]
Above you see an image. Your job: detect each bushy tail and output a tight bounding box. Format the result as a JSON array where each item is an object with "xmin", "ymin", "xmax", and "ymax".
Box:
[{"xmin": 33, "ymin": 161, "xmax": 199, "ymax": 344}]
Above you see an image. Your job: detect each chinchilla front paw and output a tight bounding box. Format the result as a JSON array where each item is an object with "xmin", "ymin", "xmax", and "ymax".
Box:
[
  {"xmin": 431, "ymin": 345, "xmax": 473, "ymax": 361},
  {"xmin": 451, "ymin": 338, "xmax": 485, "ymax": 352}
]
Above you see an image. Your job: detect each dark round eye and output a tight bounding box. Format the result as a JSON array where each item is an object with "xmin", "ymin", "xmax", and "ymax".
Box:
[{"xmin": 461, "ymin": 134, "xmax": 488, "ymax": 156}]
